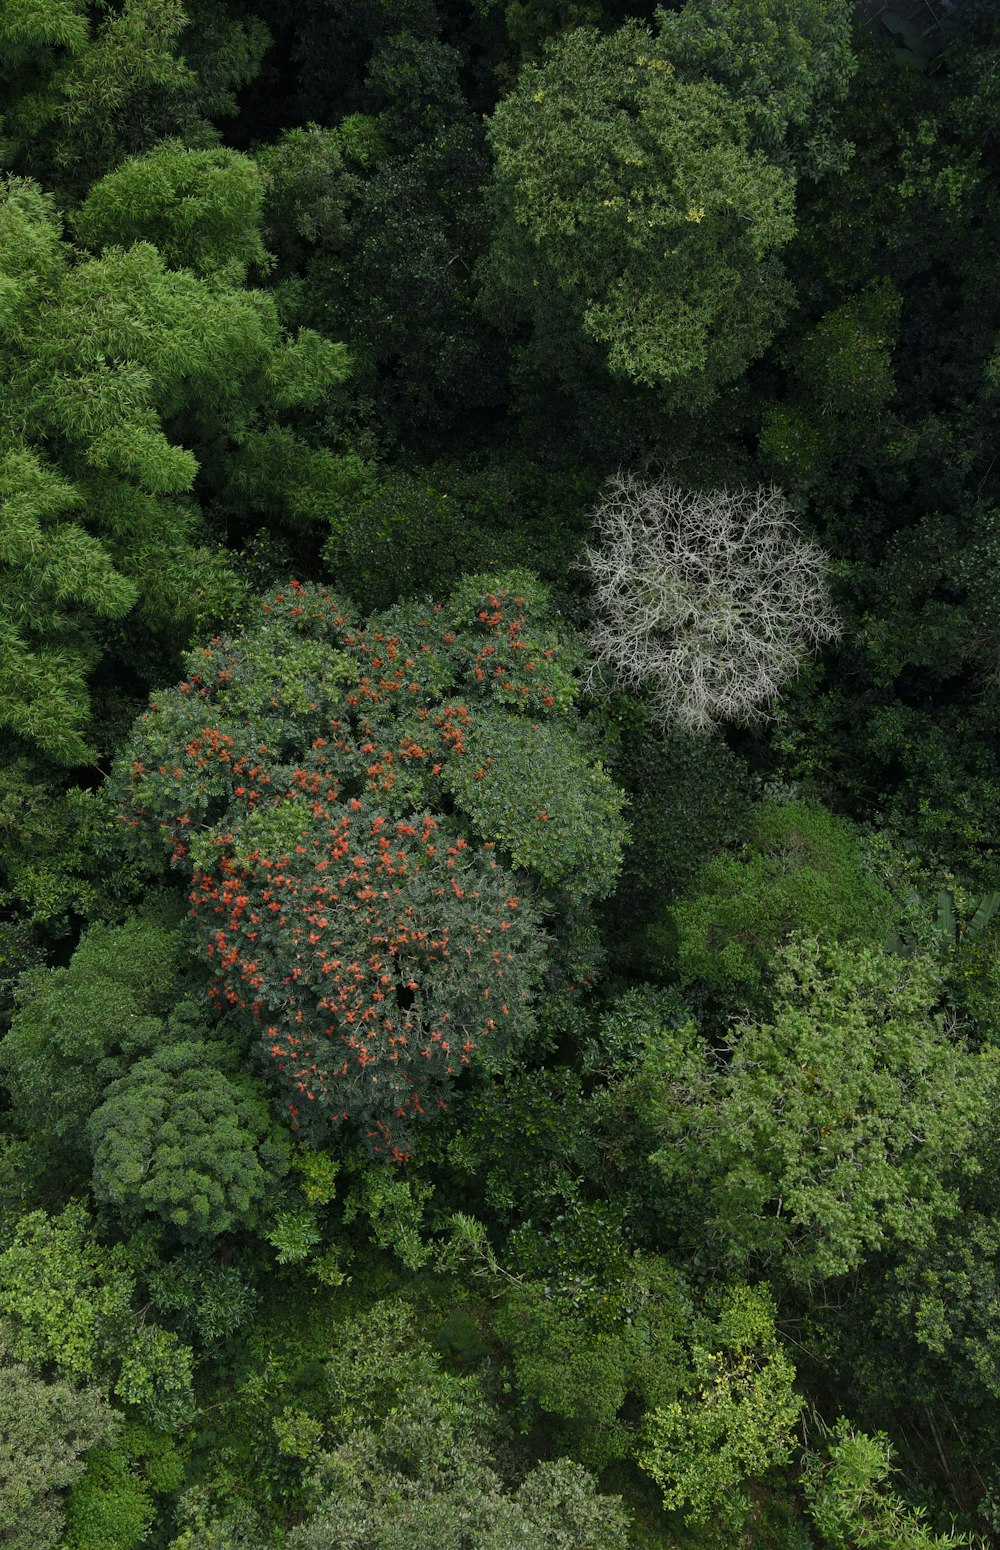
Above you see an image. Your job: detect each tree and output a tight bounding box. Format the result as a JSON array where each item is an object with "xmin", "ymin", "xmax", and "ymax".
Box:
[
  {"xmin": 293, "ymin": 1437, "xmax": 630, "ymax": 1550},
  {"xmin": 656, "ymin": 0, "xmax": 856, "ymax": 174},
  {"xmin": 638, "ymin": 1284, "xmax": 802, "ymax": 1540},
  {"xmin": 113, "ymin": 573, "xmax": 626, "ymax": 1157},
  {"xmin": 0, "ymin": 0, "xmax": 269, "ymax": 196},
  {"xmin": 640, "ymin": 940, "xmax": 989, "ymax": 1285},
  {"xmin": 0, "ymin": 1347, "xmax": 117, "ymax": 1550},
  {"xmin": 602, "ymin": 704, "xmax": 752, "ymax": 971},
  {"xmin": 484, "ymin": 20, "xmax": 796, "ymax": 405},
  {"xmin": 801, "ymin": 1419, "xmax": 969, "ymax": 1549},
  {"xmin": 88, "ymin": 1041, "xmax": 290, "ymax": 1241},
  {"xmin": 63, "ymin": 1438, "xmax": 156, "ymax": 1550},
  {"xmin": 760, "ymin": 280, "xmax": 903, "ymax": 493},
  {"xmin": 669, "ymin": 798, "xmax": 891, "ymax": 1005},
  {"xmin": 0, "ymin": 159, "xmax": 348, "ymax": 763},
  {"xmin": 287, "ymin": 1299, "xmax": 631, "ymax": 1550},
  {"xmin": 493, "ymin": 1253, "xmax": 689, "ymax": 1469},
  {"xmin": 0, "ymin": 915, "xmax": 181, "ymax": 1195},
  {"xmin": 583, "ymin": 474, "xmax": 840, "ymax": 732},
  {"xmin": 259, "ymin": 34, "xmax": 504, "ymax": 447},
  {"xmin": 0, "ymin": 1202, "xmax": 195, "ymax": 1428},
  {"xmin": 72, "ymin": 139, "xmax": 270, "ymax": 281}
]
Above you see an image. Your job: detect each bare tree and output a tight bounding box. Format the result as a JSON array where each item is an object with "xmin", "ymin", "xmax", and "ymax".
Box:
[{"xmin": 583, "ymin": 474, "xmax": 840, "ymax": 732}]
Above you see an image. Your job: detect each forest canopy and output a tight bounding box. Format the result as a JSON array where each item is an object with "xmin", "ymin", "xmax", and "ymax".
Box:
[{"xmin": 2, "ymin": 1, "xmax": 1000, "ymax": 1547}]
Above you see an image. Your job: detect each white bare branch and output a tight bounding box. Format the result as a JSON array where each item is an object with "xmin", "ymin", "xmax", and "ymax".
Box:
[{"xmin": 583, "ymin": 473, "xmax": 840, "ymax": 732}]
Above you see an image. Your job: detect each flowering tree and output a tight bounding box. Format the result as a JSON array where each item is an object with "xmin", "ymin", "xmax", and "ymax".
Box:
[
  {"xmin": 115, "ymin": 573, "xmax": 625, "ymax": 1158},
  {"xmin": 583, "ymin": 474, "xmax": 840, "ymax": 731}
]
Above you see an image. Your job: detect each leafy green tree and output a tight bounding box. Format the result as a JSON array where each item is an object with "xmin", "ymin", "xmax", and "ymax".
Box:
[
  {"xmin": 88, "ymin": 1041, "xmax": 290, "ymax": 1241},
  {"xmin": 343, "ymin": 32, "xmax": 504, "ymax": 440},
  {"xmin": 479, "ymin": 0, "xmax": 610, "ymax": 61},
  {"xmin": 457, "ymin": 1064, "xmax": 599, "ymax": 1233},
  {"xmin": 321, "ymin": 455, "xmax": 594, "ymax": 617},
  {"xmin": 114, "ymin": 573, "xmax": 625, "ymax": 1156},
  {"xmin": 802, "ymin": 1418, "xmax": 968, "ymax": 1549},
  {"xmin": 63, "ymin": 1439, "xmax": 155, "ymax": 1550},
  {"xmin": 493, "ymin": 1253, "xmax": 688, "ymax": 1468},
  {"xmin": 260, "ymin": 33, "xmax": 503, "ymax": 446},
  {"xmin": 321, "ymin": 469, "xmax": 512, "ymax": 615},
  {"xmin": 72, "ymin": 139, "xmax": 270, "ymax": 281},
  {"xmin": 0, "ymin": 754, "xmax": 100, "ymax": 941},
  {"xmin": 0, "ymin": 160, "xmax": 348, "ymax": 763},
  {"xmin": 640, "ymin": 939, "xmax": 989, "ymax": 1285},
  {"xmin": 670, "ymin": 798, "xmax": 892, "ymax": 1006},
  {"xmin": 0, "ymin": 1346, "xmax": 117, "ymax": 1550},
  {"xmin": 272, "ymin": 0, "xmax": 445, "ymax": 127},
  {"xmin": 603, "ymin": 702, "xmax": 751, "ymax": 970},
  {"xmin": 875, "ymin": 1163, "xmax": 1000, "ymax": 1415},
  {"xmin": 0, "ymin": 915, "xmax": 180, "ymax": 1196},
  {"xmin": 0, "ymin": 1202, "xmax": 195, "ymax": 1427},
  {"xmin": 287, "ymin": 1299, "xmax": 631, "ymax": 1550},
  {"xmin": 460, "ymin": 1215, "xmax": 801, "ymax": 1521},
  {"xmin": 760, "ymin": 280, "xmax": 903, "ymax": 493},
  {"xmin": 638, "ymin": 1283, "xmax": 802, "ymax": 1540},
  {"xmin": 294, "ymin": 1437, "xmax": 629, "ymax": 1550},
  {"xmin": 0, "ymin": 0, "xmax": 269, "ymax": 195},
  {"xmin": 656, "ymin": 0, "xmax": 856, "ymax": 173},
  {"xmin": 141, "ymin": 1244, "xmax": 260, "ymax": 1346},
  {"xmin": 751, "ymin": 16, "xmax": 1000, "ymax": 881},
  {"xmin": 484, "ymin": 19, "xmax": 796, "ymax": 405},
  {"xmin": 167, "ymin": 1492, "xmax": 271, "ymax": 1550},
  {"xmin": 257, "ymin": 121, "xmax": 358, "ymax": 275}
]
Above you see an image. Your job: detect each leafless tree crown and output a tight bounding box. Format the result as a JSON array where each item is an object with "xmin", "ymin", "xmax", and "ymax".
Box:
[{"xmin": 583, "ymin": 474, "xmax": 840, "ymax": 732}]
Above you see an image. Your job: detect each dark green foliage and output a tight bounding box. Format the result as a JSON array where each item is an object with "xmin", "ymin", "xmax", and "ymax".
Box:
[
  {"xmin": 604, "ymin": 706, "xmax": 752, "ymax": 969},
  {"xmin": 3, "ymin": 0, "xmax": 1000, "ymax": 1542},
  {"xmin": 669, "ymin": 798, "xmax": 892, "ymax": 1006},
  {"xmin": 323, "ymin": 457, "xmax": 599, "ymax": 614},
  {"xmin": 760, "ymin": 280, "xmax": 903, "ymax": 492},
  {"xmin": 459, "ymin": 1064, "xmax": 599, "ymax": 1228},
  {"xmin": 0, "ymin": 755, "xmax": 100, "ymax": 936},
  {"xmin": 257, "ymin": 122, "xmax": 357, "ymax": 274},
  {"xmin": 261, "ymin": 32, "xmax": 502, "ymax": 446},
  {"xmin": 0, "ymin": 0, "xmax": 269, "ymax": 195},
  {"xmin": 322, "ymin": 470, "xmax": 519, "ymax": 615},
  {"xmin": 143, "ymin": 1246, "xmax": 260, "ymax": 1345}
]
